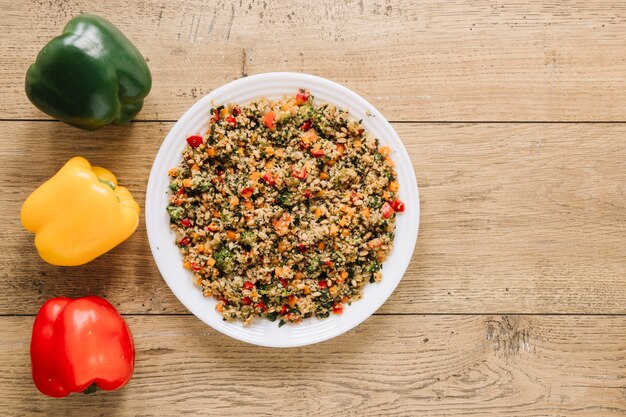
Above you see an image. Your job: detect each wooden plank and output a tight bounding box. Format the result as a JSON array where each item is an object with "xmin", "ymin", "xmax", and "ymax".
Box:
[
  {"xmin": 0, "ymin": 121, "xmax": 624, "ymax": 315},
  {"xmin": 1, "ymin": 315, "xmax": 625, "ymax": 416},
  {"xmin": 3, "ymin": 0, "xmax": 626, "ymax": 121}
]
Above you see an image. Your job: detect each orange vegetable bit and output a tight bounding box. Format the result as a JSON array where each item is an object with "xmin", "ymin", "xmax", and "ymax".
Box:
[
  {"xmin": 263, "ymin": 111, "xmax": 276, "ymax": 130},
  {"xmin": 287, "ymin": 294, "xmax": 298, "ymax": 307},
  {"xmin": 379, "ymin": 146, "xmax": 391, "ymax": 156}
]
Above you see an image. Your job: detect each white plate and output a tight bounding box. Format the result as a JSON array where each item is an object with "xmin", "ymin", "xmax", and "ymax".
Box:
[{"xmin": 145, "ymin": 72, "xmax": 419, "ymax": 347}]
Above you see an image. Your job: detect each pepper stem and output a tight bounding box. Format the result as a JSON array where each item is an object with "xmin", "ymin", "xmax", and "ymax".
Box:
[
  {"xmin": 83, "ymin": 382, "xmax": 98, "ymax": 395},
  {"xmin": 98, "ymin": 178, "xmax": 116, "ymax": 190}
]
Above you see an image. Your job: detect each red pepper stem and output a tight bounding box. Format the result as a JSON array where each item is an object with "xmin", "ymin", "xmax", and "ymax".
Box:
[{"xmin": 83, "ymin": 383, "xmax": 98, "ymax": 395}]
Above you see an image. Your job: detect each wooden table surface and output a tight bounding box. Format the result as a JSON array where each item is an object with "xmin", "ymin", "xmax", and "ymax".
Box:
[{"xmin": 1, "ymin": 1, "xmax": 625, "ymax": 416}]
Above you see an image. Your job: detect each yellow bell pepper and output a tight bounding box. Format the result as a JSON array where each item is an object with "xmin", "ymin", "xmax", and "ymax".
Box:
[{"xmin": 21, "ymin": 157, "xmax": 140, "ymax": 266}]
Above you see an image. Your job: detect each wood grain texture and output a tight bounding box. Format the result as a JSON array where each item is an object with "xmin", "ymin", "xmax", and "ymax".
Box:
[
  {"xmin": 3, "ymin": 0, "xmax": 626, "ymax": 121},
  {"xmin": 2, "ymin": 2, "xmax": 626, "ymax": 414},
  {"xmin": 0, "ymin": 121, "xmax": 623, "ymax": 315},
  {"xmin": 1, "ymin": 315, "xmax": 625, "ymax": 416}
]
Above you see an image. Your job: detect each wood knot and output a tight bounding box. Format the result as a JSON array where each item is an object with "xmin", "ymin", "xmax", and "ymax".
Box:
[{"xmin": 485, "ymin": 315, "xmax": 533, "ymax": 358}]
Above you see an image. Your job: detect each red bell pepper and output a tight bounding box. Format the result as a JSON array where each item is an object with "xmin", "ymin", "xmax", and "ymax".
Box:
[{"xmin": 31, "ymin": 296, "xmax": 135, "ymax": 397}]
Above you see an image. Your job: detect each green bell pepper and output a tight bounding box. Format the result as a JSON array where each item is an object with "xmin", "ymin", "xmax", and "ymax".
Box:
[{"xmin": 25, "ymin": 14, "xmax": 152, "ymax": 130}]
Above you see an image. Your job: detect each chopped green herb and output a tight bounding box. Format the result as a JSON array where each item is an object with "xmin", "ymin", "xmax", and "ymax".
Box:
[{"xmin": 166, "ymin": 205, "xmax": 184, "ymax": 221}]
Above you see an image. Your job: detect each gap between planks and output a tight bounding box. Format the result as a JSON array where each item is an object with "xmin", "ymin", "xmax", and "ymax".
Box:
[{"xmin": 5, "ymin": 118, "xmax": 626, "ymax": 124}]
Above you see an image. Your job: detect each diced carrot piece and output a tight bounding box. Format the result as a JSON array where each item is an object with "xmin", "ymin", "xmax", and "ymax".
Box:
[
  {"xmin": 361, "ymin": 207, "xmax": 371, "ymax": 218},
  {"xmin": 244, "ymin": 201, "xmax": 254, "ymax": 210},
  {"xmin": 379, "ymin": 146, "xmax": 391, "ymax": 156},
  {"xmin": 302, "ymin": 129, "xmax": 318, "ymax": 144},
  {"xmin": 295, "ymin": 272, "xmax": 304, "ymax": 280},
  {"xmin": 263, "ymin": 111, "xmax": 276, "ymax": 129},
  {"xmin": 230, "ymin": 196, "xmax": 239, "ymax": 207},
  {"xmin": 275, "ymin": 266, "xmax": 283, "ymax": 277},
  {"xmin": 207, "ymin": 257, "xmax": 216, "ymax": 267},
  {"xmin": 219, "ymin": 108, "xmax": 229, "ymax": 118},
  {"xmin": 195, "ymin": 244, "xmax": 204, "ymax": 253},
  {"xmin": 320, "ymin": 172, "xmax": 329, "ymax": 180},
  {"xmin": 183, "ymin": 261, "xmax": 191, "ymax": 269},
  {"xmin": 314, "ymin": 207, "xmax": 323, "ymax": 217},
  {"xmin": 389, "ymin": 181, "xmax": 399, "ymax": 192},
  {"xmin": 329, "ymin": 224, "xmax": 339, "ymax": 236},
  {"xmin": 227, "ymin": 231, "xmax": 237, "ymax": 241},
  {"xmin": 265, "ymin": 146, "xmax": 275, "ymax": 156},
  {"xmin": 336, "ymin": 143, "xmax": 346, "ymax": 155},
  {"xmin": 207, "ymin": 148, "xmax": 216, "ymax": 157},
  {"xmin": 250, "ymin": 172, "xmax": 262, "ymax": 181},
  {"xmin": 329, "ymin": 285, "xmax": 339, "ymax": 296},
  {"xmin": 278, "ymin": 241, "xmax": 288, "ymax": 253},
  {"xmin": 273, "ymin": 212, "xmax": 292, "ymax": 235},
  {"xmin": 318, "ymin": 242, "xmax": 326, "ymax": 250},
  {"xmin": 182, "ymin": 178, "xmax": 192, "ymax": 188},
  {"xmin": 353, "ymin": 140, "xmax": 362, "ymax": 148},
  {"xmin": 303, "ymin": 285, "xmax": 311, "ymax": 295},
  {"xmin": 275, "ymin": 148, "xmax": 284, "ymax": 157},
  {"xmin": 340, "ymin": 271, "xmax": 349, "ymax": 280},
  {"xmin": 168, "ymin": 168, "xmax": 179, "ymax": 177},
  {"xmin": 287, "ymin": 294, "xmax": 298, "ymax": 307}
]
